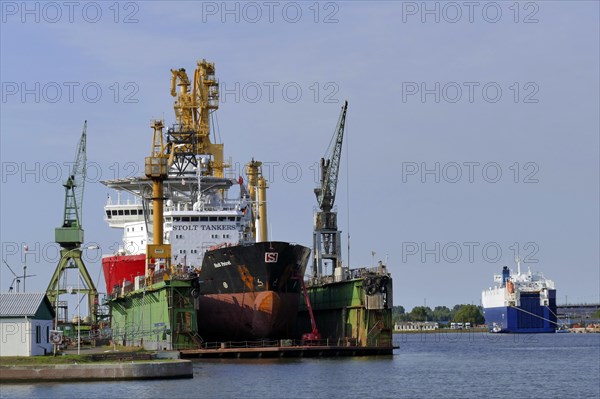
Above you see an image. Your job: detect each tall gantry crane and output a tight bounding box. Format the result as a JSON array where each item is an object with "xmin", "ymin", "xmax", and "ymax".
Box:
[
  {"xmin": 47, "ymin": 121, "xmax": 99, "ymax": 324},
  {"xmin": 313, "ymin": 101, "xmax": 348, "ymax": 280}
]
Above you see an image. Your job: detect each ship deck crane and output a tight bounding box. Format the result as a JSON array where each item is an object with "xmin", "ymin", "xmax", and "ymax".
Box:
[
  {"xmin": 46, "ymin": 121, "xmax": 99, "ymax": 325},
  {"xmin": 312, "ymin": 101, "xmax": 348, "ymax": 280},
  {"xmin": 144, "ymin": 60, "xmax": 233, "ymax": 277}
]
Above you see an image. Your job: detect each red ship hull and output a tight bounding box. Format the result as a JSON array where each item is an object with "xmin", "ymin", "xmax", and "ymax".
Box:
[{"xmin": 102, "ymin": 254, "xmax": 145, "ymax": 294}]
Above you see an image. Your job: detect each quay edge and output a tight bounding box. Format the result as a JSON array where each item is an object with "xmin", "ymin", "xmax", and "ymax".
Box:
[{"xmin": 0, "ymin": 360, "xmax": 193, "ymax": 382}]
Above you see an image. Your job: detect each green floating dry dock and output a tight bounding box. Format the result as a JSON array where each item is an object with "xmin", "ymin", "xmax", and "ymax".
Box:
[{"xmin": 180, "ymin": 340, "xmax": 396, "ymax": 359}]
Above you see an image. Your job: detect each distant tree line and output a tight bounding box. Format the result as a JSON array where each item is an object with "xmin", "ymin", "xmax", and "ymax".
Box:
[{"xmin": 393, "ymin": 304, "xmax": 484, "ymax": 325}]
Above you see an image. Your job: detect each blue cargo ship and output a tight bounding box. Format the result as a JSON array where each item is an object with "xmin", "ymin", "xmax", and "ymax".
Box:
[{"xmin": 482, "ymin": 259, "xmax": 557, "ymax": 333}]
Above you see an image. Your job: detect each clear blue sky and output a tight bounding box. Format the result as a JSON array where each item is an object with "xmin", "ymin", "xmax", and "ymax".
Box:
[{"xmin": 1, "ymin": 1, "xmax": 598, "ymax": 313}]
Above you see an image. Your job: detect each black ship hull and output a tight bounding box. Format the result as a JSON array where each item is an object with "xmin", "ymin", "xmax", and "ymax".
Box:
[{"xmin": 193, "ymin": 241, "xmax": 310, "ymax": 341}]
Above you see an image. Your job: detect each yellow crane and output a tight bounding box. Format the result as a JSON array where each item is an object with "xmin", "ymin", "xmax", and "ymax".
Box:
[
  {"xmin": 144, "ymin": 59, "xmax": 272, "ymax": 278},
  {"xmin": 170, "ymin": 60, "xmax": 225, "ymax": 177}
]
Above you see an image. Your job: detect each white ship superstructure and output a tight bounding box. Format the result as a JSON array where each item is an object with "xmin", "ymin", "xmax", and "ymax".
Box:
[{"xmin": 103, "ymin": 173, "xmax": 254, "ymax": 270}]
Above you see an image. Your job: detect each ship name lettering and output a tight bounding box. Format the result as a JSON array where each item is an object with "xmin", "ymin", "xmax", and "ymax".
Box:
[
  {"xmin": 172, "ymin": 225, "xmax": 199, "ymax": 231},
  {"xmin": 214, "ymin": 260, "xmax": 232, "ymax": 268},
  {"xmin": 200, "ymin": 224, "xmax": 237, "ymax": 231}
]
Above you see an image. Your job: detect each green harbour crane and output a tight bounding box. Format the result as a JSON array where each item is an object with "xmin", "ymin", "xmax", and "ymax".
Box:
[
  {"xmin": 313, "ymin": 101, "xmax": 348, "ymax": 280},
  {"xmin": 46, "ymin": 121, "xmax": 99, "ymax": 325}
]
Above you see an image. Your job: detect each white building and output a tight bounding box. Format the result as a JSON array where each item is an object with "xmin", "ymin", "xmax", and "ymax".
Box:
[
  {"xmin": 0, "ymin": 292, "xmax": 55, "ymax": 356},
  {"xmin": 394, "ymin": 321, "xmax": 439, "ymax": 331}
]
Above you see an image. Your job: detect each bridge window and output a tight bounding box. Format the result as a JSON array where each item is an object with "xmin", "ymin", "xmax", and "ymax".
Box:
[
  {"xmin": 209, "ymin": 217, "xmax": 217, "ymax": 221},
  {"xmin": 182, "ymin": 217, "xmax": 190, "ymax": 222},
  {"xmin": 106, "ymin": 210, "xmax": 112, "ymax": 219},
  {"xmin": 228, "ymin": 217, "xmax": 236, "ymax": 222},
  {"xmin": 200, "ymin": 217, "xmax": 208, "ymax": 221},
  {"xmin": 118, "ymin": 210, "xmax": 124, "ymax": 216},
  {"xmin": 191, "ymin": 217, "xmax": 199, "ymax": 222},
  {"xmin": 173, "ymin": 217, "xmax": 181, "ymax": 222},
  {"xmin": 218, "ymin": 217, "xmax": 226, "ymax": 221},
  {"xmin": 124, "ymin": 210, "xmax": 130, "ymax": 216}
]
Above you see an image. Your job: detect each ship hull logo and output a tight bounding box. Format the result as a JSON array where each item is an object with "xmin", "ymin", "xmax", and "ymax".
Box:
[{"xmin": 265, "ymin": 252, "xmax": 278, "ymax": 263}]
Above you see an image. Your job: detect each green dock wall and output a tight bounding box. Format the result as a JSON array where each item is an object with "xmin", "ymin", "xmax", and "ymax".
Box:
[
  {"xmin": 109, "ymin": 280, "xmax": 200, "ymax": 350},
  {"xmin": 297, "ymin": 278, "xmax": 393, "ymax": 347}
]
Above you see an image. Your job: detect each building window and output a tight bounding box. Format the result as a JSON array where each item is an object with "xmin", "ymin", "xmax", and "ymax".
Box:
[
  {"xmin": 36, "ymin": 325, "xmax": 41, "ymax": 344},
  {"xmin": 46, "ymin": 326, "xmax": 50, "ymax": 343}
]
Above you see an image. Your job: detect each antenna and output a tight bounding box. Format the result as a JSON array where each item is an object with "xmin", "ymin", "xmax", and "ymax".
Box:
[
  {"xmin": 2, "ymin": 259, "xmax": 35, "ymax": 292},
  {"xmin": 515, "ymin": 256, "xmax": 522, "ymax": 276}
]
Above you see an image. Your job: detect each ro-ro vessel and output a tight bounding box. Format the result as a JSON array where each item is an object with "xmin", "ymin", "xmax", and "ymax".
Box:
[{"xmin": 482, "ymin": 258, "xmax": 557, "ymax": 333}]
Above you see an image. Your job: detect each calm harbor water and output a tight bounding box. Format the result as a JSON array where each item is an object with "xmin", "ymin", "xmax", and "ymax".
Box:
[{"xmin": 2, "ymin": 333, "xmax": 599, "ymax": 399}]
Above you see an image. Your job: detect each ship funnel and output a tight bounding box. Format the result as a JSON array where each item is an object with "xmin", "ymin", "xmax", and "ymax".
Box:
[{"xmin": 501, "ymin": 266, "xmax": 510, "ymax": 287}]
